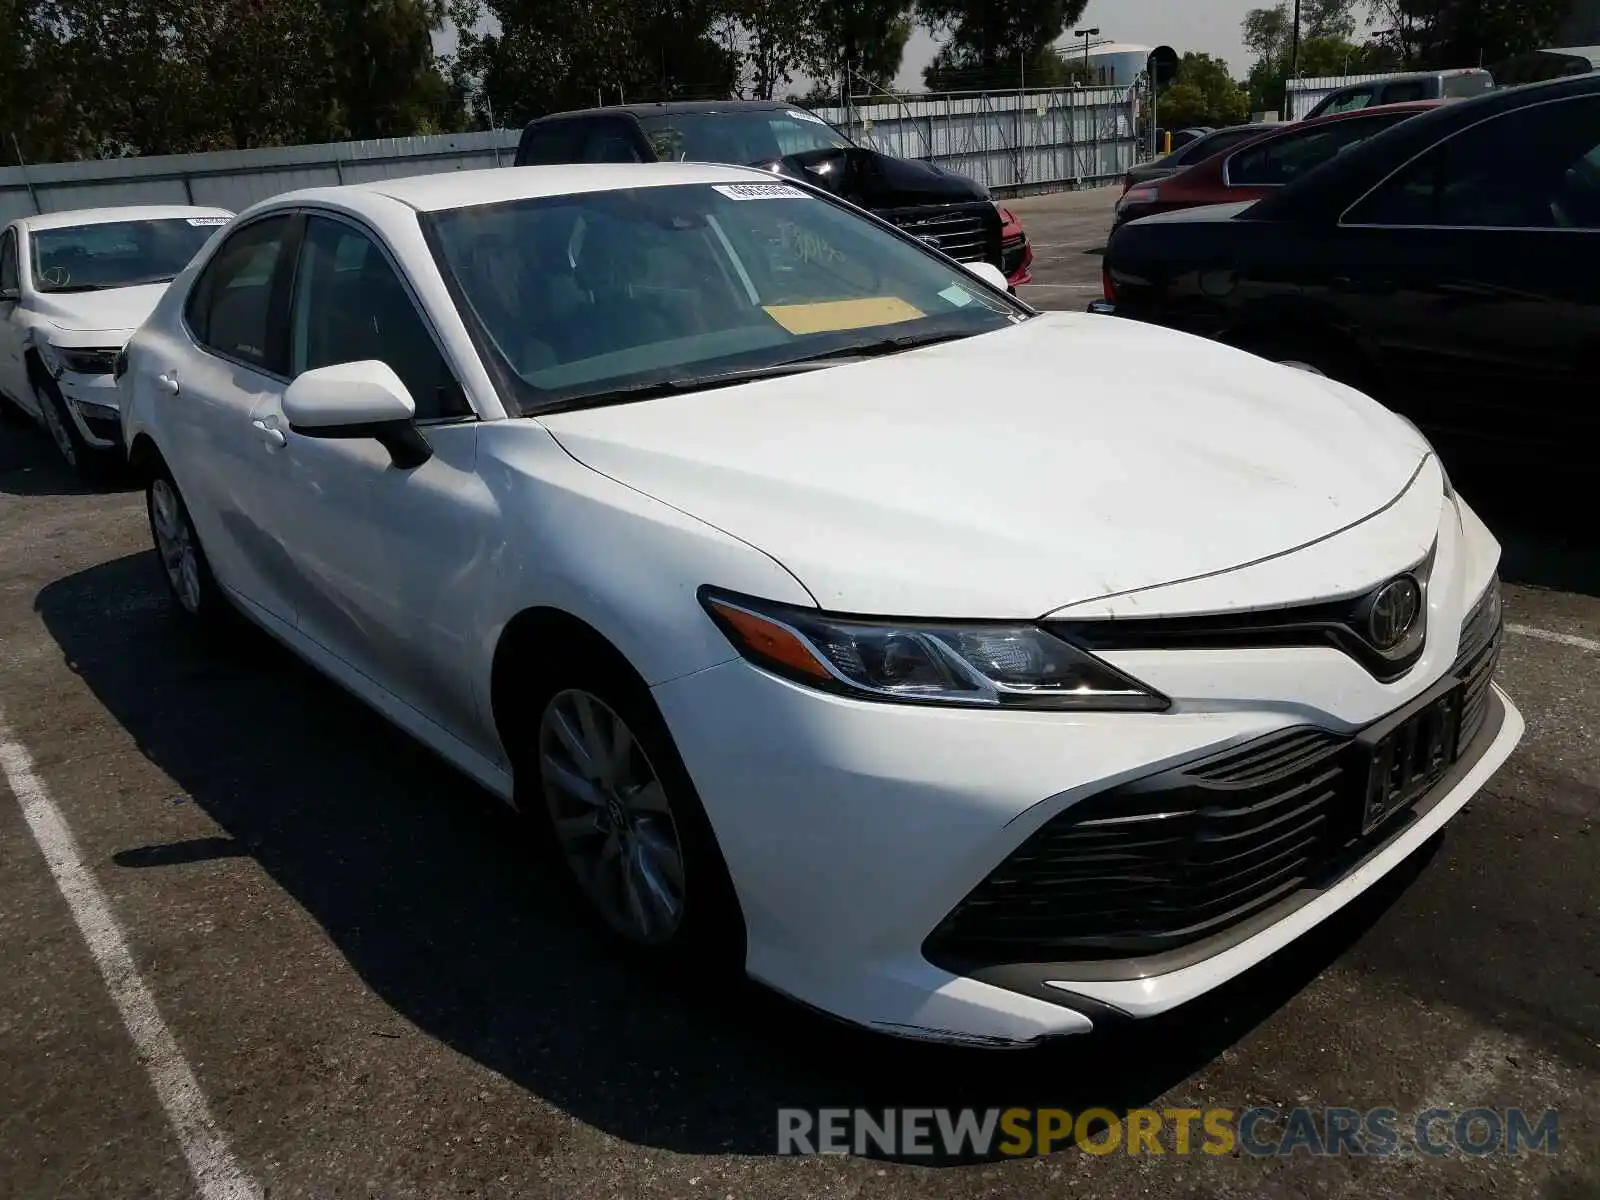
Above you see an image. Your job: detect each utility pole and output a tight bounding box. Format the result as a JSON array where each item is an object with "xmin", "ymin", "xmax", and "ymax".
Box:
[{"xmin": 1290, "ymin": 0, "xmax": 1301, "ymax": 80}]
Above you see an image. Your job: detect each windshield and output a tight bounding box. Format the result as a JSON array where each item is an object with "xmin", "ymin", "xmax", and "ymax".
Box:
[
  {"xmin": 424, "ymin": 181, "xmax": 1022, "ymax": 413},
  {"xmin": 638, "ymin": 110, "xmax": 852, "ymax": 165},
  {"xmin": 30, "ymin": 218, "xmax": 224, "ymax": 292}
]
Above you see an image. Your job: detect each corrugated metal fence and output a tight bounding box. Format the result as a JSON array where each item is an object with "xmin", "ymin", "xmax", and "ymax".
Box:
[
  {"xmin": 0, "ymin": 88, "xmax": 1138, "ymax": 219},
  {"xmin": 816, "ymin": 88, "xmax": 1139, "ymax": 193},
  {"xmin": 0, "ymin": 130, "xmax": 520, "ymax": 223}
]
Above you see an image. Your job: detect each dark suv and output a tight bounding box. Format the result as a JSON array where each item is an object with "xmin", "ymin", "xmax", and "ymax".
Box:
[{"xmin": 515, "ymin": 100, "xmax": 1029, "ymax": 287}]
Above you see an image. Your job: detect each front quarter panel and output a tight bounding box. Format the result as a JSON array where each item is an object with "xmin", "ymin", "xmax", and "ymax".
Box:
[{"xmin": 469, "ymin": 420, "xmax": 816, "ymax": 755}]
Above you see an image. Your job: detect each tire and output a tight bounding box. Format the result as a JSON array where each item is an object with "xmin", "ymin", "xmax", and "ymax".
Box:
[
  {"xmin": 0, "ymin": 391, "xmax": 27, "ymax": 426},
  {"xmin": 146, "ymin": 464, "xmax": 227, "ymax": 625},
  {"xmin": 523, "ymin": 652, "xmax": 744, "ymax": 969},
  {"xmin": 34, "ymin": 374, "xmax": 98, "ymax": 477}
]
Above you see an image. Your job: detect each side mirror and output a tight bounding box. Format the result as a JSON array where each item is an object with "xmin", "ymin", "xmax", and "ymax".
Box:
[
  {"xmin": 961, "ymin": 260, "xmax": 1011, "ymax": 293},
  {"xmin": 282, "ymin": 360, "xmax": 433, "ymax": 469}
]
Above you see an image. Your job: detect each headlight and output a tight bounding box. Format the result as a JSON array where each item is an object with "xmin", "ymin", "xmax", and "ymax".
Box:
[
  {"xmin": 40, "ymin": 342, "xmax": 120, "ymax": 376},
  {"xmin": 699, "ymin": 589, "xmax": 1169, "ymax": 711}
]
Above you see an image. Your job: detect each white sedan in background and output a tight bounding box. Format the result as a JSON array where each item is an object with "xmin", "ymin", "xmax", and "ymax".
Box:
[
  {"xmin": 0, "ymin": 204, "xmax": 232, "ymax": 474},
  {"xmin": 117, "ymin": 164, "xmax": 1521, "ymax": 1047}
]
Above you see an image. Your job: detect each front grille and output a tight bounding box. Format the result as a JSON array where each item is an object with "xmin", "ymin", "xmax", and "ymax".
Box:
[
  {"xmin": 1455, "ymin": 577, "xmax": 1503, "ymax": 748},
  {"xmin": 925, "ymin": 581, "xmax": 1505, "ymax": 969},
  {"xmin": 880, "ymin": 202, "xmax": 999, "ymax": 266}
]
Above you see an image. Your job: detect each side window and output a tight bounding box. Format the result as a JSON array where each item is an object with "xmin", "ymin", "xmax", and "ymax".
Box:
[
  {"xmin": 516, "ymin": 123, "xmax": 586, "ymax": 166},
  {"xmin": 1228, "ymin": 117, "xmax": 1394, "ymax": 186},
  {"xmin": 288, "ymin": 216, "xmax": 469, "ymax": 422},
  {"xmin": 1347, "ymin": 95, "xmax": 1600, "ymax": 229},
  {"xmin": 184, "ymin": 215, "xmax": 294, "ymax": 372},
  {"xmin": 1320, "ymin": 87, "xmax": 1375, "ymax": 116},
  {"xmin": 0, "ymin": 230, "xmax": 17, "ymax": 294},
  {"xmin": 1381, "ymin": 81, "xmax": 1427, "ymax": 104},
  {"xmin": 579, "ymin": 122, "xmax": 643, "ymax": 163}
]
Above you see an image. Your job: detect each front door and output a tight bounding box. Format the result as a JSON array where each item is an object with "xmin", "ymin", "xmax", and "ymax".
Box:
[
  {"xmin": 0, "ymin": 227, "xmax": 32, "ymax": 414},
  {"xmin": 268, "ymin": 213, "xmax": 494, "ymax": 749}
]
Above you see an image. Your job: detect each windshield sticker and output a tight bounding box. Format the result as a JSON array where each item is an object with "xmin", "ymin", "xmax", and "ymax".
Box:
[
  {"xmin": 713, "ymin": 182, "xmax": 810, "ymax": 201},
  {"xmin": 762, "ymin": 297, "xmax": 924, "ymax": 335},
  {"xmin": 185, "ymin": 216, "xmax": 229, "ymax": 226},
  {"xmin": 786, "ymin": 109, "xmax": 827, "ymax": 125},
  {"xmin": 938, "ymin": 284, "xmax": 975, "ymax": 308}
]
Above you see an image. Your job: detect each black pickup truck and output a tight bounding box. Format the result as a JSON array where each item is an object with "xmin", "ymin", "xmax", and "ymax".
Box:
[{"xmin": 514, "ymin": 100, "xmax": 1030, "ymax": 287}]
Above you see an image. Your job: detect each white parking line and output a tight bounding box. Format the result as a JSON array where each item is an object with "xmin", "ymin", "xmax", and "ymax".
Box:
[
  {"xmin": 0, "ymin": 712, "xmax": 261, "ymax": 1200},
  {"xmin": 1507, "ymin": 623, "xmax": 1600, "ymax": 653}
]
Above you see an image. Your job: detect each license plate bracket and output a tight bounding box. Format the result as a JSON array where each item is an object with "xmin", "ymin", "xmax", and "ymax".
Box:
[{"xmin": 1355, "ymin": 676, "xmax": 1463, "ymax": 836}]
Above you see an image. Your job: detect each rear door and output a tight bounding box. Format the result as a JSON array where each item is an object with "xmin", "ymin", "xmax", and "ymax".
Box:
[
  {"xmin": 1330, "ymin": 91, "xmax": 1600, "ymax": 449},
  {"xmin": 153, "ymin": 213, "xmax": 302, "ymax": 625}
]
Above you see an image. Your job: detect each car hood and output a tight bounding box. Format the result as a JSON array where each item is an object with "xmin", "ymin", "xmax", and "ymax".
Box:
[
  {"xmin": 31, "ymin": 283, "xmax": 168, "ymax": 339},
  {"xmin": 779, "ymin": 146, "xmax": 990, "ymax": 207},
  {"xmin": 537, "ymin": 313, "xmax": 1430, "ymax": 618}
]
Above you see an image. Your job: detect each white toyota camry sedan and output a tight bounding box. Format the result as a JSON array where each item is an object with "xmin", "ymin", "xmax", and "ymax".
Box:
[{"xmin": 117, "ymin": 164, "xmax": 1522, "ymax": 1047}]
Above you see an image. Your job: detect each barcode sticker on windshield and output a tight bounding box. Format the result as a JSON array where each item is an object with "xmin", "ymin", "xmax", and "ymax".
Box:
[
  {"xmin": 186, "ymin": 217, "xmax": 229, "ymax": 226},
  {"xmin": 787, "ymin": 109, "xmax": 827, "ymax": 125},
  {"xmin": 712, "ymin": 183, "xmax": 810, "ymax": 201}
]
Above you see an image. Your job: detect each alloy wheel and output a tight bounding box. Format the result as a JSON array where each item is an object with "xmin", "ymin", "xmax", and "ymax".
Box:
[
  {"xmin": 538, "ymin": 688, "xmax": 686, "ymax": 944},
  {"xmin": 150, "ymin": 478, "xmax": 202, "ymax": 614},
  {"xmin": 40, "ymin": 396, "xmax": 77, "ymax": 467}
]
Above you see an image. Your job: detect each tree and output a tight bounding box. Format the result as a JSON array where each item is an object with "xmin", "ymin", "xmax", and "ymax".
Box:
[
  {"xmin": 322, "ymin": 0, "xmax": 465, "ymax": 137},
  {"xmin": 803, "ymin": 0, "xmax": 915, "ymax": 96},
  {"xmin": 449, "ymin": 0, "xmax": 737, "ymax": 126},
  {"xmin": 918, "ymin": 0, "xmax": 1088, "ymax": 92},
  {"xmin": 1156, "ymin": 53, "xmax": 1249, "ymax": 129},
  {"xmin": 1367, "ymin": 0, "xmax": 1569, "ymax": 70},
  {"xmin": 1240, "ymin": 0, "xmax": 1400, "ymax": 113}
]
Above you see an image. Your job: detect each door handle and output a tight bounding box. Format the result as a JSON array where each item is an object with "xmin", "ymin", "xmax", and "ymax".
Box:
[
  {"xmin": 155, "ymin": 372, "xmax": 180, "ymax": 395},
  {"xmin": 251, "ymin": 418, "xmax": 286, "ymax": 448}
]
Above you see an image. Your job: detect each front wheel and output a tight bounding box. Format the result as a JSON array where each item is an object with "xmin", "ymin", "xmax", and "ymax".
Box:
[
  {"xmin": 37, "ymin": 380, "xmax": 95, "ymax": 476},
  {"xmin": 528, "ymin": 660, "xmax": 744, "ymax": 966}
]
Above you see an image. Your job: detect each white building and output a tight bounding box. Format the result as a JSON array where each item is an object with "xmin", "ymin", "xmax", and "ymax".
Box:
[{"xmin": 1051, "ymin": 39, "xmax": 1154, "ymax": 87}]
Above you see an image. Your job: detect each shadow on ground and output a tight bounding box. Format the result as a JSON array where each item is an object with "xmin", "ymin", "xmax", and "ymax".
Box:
[
  {"xmin": 0, "ymin": 416, "xmax": 137, "ymax": 498},
  {"xmin": 36, "ymin": 553, "xmax": 1456, "ymax": 1163}
]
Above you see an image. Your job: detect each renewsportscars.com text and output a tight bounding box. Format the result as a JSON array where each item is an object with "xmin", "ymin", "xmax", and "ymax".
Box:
[{"xmin": 777, "ymin": 1106, "xmax": 1560, "ymax": 1159}]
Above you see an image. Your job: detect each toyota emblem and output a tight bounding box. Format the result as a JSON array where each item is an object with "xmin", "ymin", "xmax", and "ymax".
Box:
[{"xmin": 1368, "ymin": 576, "xmax": 1422, "ymax": 650}]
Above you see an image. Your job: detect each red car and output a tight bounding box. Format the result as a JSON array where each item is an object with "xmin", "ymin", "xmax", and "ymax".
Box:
[
  {"xmin": 1111, "ymin": 101, "xmax": 1443, "ymax": 230},
  {"xmin": 997, "ymin": 204, "xmax": 1033, "ymax": 287}
]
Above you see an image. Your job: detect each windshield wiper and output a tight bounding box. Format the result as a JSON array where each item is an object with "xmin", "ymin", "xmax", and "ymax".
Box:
[
  {"xmin": 776, "ymin": 328, "xmax": 977, "ymax": 366},
  {"xmin": 537, "ymin": 331, "xmax": 980, "ymax": 415},
  {"xmin": 39, "ymin": 283, "xmax": 112, "ymax": 293},
  {"xmin": 539, "ymin": 360, "xmax": 842, "ymax": 414}
]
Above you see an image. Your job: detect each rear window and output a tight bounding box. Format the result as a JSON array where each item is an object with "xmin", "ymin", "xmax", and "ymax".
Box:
[
  {"xmin": 1380, "ymin": 81, "xmax": 1429, "ymax": 104},
  {"xmin": 1227, "ymin": 112, "xmax": 1411, "ymax": 186},
  {"xmin": 1443, "ymin": 72, "xmax": 1494, "ymax": 98},
  {"xmin": 1178, "ymin": 126, "xmax": 1263, "ymax": 163}
]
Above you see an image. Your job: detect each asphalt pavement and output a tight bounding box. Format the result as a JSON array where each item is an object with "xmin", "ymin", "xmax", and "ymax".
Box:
[{"xmin": 1, "ymin": 184, "xmax": 1596, "ymax": 1199}]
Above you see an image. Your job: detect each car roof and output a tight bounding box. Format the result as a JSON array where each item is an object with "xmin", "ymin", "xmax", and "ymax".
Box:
[
  {"xmin": 1298, "ymin": 99, "xmax": 1446, "ymax": 125},
  {"xmin": 1326, "ymin": 68, "xmax": 1488, "ymax": 88},
  {"xmin": 1252, "ymin": 71, "xmax": 1600, "ymax": 218},
  {"xmin": 17, "ymin": 205, "xmax": 234, "ymax": 233},
  {"xmin": 257, "ymin": 162, "xmax": 789, "ymax": 217},
  {"xmin": 528, "ymin": 99, "xmax": 800, "ymax": 125}
]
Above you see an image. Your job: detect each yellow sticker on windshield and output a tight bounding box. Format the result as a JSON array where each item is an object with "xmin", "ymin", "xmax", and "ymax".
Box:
[{"xmin": 762, "ymin": 297, "xmax": 925, "ymax": 335}]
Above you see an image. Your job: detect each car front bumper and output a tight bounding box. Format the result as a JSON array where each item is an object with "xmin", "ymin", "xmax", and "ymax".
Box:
[
  {"xmin": 53, "ymin": 370, "xmax": 124, "ymax": 451},
  {"xmin": 651, "ymin": 500, "xmax": 1521, "ymax": 1046}
]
